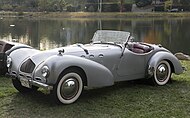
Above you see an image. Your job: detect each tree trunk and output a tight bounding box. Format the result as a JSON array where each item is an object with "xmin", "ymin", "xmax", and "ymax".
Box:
[
  {"xmin": 98, "ymin": 0, "xmax": 102, "ymax": 12},
  {"xmin": 120, "ymin": 0, "xmax": 124, "ymax": 12}
]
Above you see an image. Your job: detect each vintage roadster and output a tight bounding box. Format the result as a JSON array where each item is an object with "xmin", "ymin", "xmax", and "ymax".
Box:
[{"xmin": 7, "ymin": 30, "xmax": 183, "ymax": 104}]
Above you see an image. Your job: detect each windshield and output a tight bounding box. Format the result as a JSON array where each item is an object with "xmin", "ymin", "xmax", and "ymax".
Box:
[{"xmin": 92, "ymin": 30, "xmax": 130, "ymax": 44}]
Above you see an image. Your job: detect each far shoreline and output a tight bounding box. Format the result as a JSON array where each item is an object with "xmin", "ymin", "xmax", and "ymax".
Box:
[{"xmin": 1, "ymin": 11, "xmax": 190, "ymax": 19}]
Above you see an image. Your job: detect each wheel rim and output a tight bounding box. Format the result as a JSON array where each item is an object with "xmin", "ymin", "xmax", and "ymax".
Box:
[
  {"xmin": 60, "ymin": 78, "xmax": 79, "ymax": 100},
  {"xmin": 57, "ymin": 72, "xmax": 83, "ymax": 104},
  {"xmin": 154, "ymin": 61, "xmax": 171, "ymax": 85},
  {"xmin": 156, "ymin": 63, "xmax": 169, "ymax": 82}
]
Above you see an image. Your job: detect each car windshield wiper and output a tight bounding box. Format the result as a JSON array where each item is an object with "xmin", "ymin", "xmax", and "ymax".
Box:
[{"xmin": 77, "ymin": 44, "xmax": 89, "ymax": 55}]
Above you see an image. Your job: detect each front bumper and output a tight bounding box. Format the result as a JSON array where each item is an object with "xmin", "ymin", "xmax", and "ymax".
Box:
[
  {"xmin": 18, "ymin": 72, "xmax": 53, "ymax": 90},
  {"xmin": 9, "ymin": 72, "xmax": 53, "ymax": 90},
  {"xmin": 29, "ymin": 80, "xmax": 53, "ymax": 90}
]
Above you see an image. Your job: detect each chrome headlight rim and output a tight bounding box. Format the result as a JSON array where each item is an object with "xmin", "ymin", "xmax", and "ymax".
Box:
[
  {"xmin": 7, "ymin": 56, "xmax": 12, "ymax": 68},
  {"xmin": 41, "ymin": 65, "xmax": 50, "ymax": 78}
]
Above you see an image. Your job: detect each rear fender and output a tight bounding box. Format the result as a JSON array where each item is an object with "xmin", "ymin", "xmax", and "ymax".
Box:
[
  {"xmin": 148, "ymin": 51, "xmax": 183, "ymax": 77},
  {"xmin": 43, "ymin": 55, "xmax": 114, "ymax": 88}
]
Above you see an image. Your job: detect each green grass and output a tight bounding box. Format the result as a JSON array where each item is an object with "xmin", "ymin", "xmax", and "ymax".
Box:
[{"xmin": 0, "ymin": 61, "xmax": 190, "ymax": 118}]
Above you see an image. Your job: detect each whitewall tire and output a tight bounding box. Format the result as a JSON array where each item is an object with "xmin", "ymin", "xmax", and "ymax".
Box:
[
  {"xmin": 153, "ymin": 60, "xmax": 171, "ymax": 86},
  {"xmin": 55, "ymin": 72, "xmax": 83, "ymax": 104}
]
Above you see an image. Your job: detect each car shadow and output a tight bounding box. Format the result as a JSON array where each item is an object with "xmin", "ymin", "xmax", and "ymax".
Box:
[{"xmin": 9, "ymin": 78, "xmax": 176, "ymax": 106}]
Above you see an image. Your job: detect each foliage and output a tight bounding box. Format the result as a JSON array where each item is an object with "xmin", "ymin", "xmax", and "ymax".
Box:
[
  {"xmin": 18, "ymin": 11, "xmax": 24, "ymax": 16},
  {"xmin": 102, "ymin": 4, "xmax": 120, "ymax": 12},
  {"xmin": 85, "ymin": 4, "xmax": 98, "ymax": 12},
  {"xmin": 164, "ymin": 0, "xmax": 172, "ymax": 11},
  {"xmin": 135, "ymin": 0, "xmax": 152, "ymax": 7},
  {"xmin": 1, "ymin": 4, "xmax": 13, "ymax": 11},
  {"xmin": 180, "ymin": 0, "xmax": 190, "ymax": 5},
  {"xmin": 0, "ymin": 0, "xmax": 69, "ymax": 12},
  {"xmin": 0, "ymin": 0, "xmax": 137, "ymax": 12},
  {"xmin": 1, "ymin": 0, "xmax": 189, "ymax": 12},
  {"xmin": 1, "ymin": 0, "xmax": 190, "ymax": 12}
]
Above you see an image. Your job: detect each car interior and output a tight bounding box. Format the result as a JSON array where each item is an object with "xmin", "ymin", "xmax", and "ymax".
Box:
[{"xmin": 127, "ymin": 42, "xmax": 153, "ymax": 54}]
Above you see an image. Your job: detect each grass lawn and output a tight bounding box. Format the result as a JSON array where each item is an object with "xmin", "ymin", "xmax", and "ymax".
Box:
[{"xmin": 0, "ymin": 61, "xmax": 190, "ymax": 118}]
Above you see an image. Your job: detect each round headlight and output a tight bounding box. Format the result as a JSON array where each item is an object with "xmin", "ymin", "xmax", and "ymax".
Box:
[
  {"xmin": 7, "ymin": 56, "xmax": 12, "ymax": 68},
  {"xmin": 41, "ymin": 66, "xmax": 50, "ymax": 78}
]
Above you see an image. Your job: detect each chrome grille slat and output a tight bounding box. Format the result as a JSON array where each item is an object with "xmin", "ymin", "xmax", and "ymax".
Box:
[{"xmin": 20, "ymin": 59, "xmax": 35, "ymax": 73}]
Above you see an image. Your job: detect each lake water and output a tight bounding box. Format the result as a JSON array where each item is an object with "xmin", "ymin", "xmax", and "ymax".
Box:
[{"xmin": 0, "ymin": 17, "xmax": 189, "ymax": 55}]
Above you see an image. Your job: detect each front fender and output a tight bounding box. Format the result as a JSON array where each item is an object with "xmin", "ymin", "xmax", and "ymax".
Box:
[
  {"xmin": 6, "ymin": 44, "xmax": 32, "ymax": 55},
  {"xmin": 148, "ymin": 51, "xmax": 183, "ymax": 77},
  {"xmin": 36, "ymin": 55, "xmax": 114, "ymax": 88},
  {"xmin": 8, "ymin": 48, "xmax": 39, "ymax": 77}
]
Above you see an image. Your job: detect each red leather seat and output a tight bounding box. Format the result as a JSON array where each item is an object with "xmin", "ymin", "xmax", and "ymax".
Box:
[{"xmin": 133, "ymin": 43, "xmax": 152, "ymax": 53}]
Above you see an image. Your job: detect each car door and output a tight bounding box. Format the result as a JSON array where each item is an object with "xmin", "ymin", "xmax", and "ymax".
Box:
[{"xmin": 117, "ymin": 49, "xmax": 146, "ymax": 80}]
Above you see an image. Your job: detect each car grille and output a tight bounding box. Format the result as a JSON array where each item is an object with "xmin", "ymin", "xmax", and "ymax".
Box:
[{"xmin": 20, "ymin": 59, "xmax": 35, "ymax": 73}]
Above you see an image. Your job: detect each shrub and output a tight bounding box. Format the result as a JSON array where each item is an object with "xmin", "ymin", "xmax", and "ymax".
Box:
[
  {"xmin": 14, "ymin": 6, "xmax": 25, "ymax": 12},
  {"xmin": 102, "ymin": 3, "xmax": 120, "ymax": 12},
  {"xmin": 1, "ymin": 4, "xmax": 13, "ymax": 11},
  {"xmin": 66, "ymin": 5, "xmax": 76, "ymax": 12},
  {"xmin": 85, "ymin": 4, "xmax": 98, "ymax": 12},
  {"xmin": 154, "ymin": 6, "xmax": 165, "ymax": 12},
  {"xmin": 88, "ymin": 5, "xmax": 96, "ymax": 12},
  {"xmin": 180, "ymin": 5, "xmax": 190, "ymax": 11},
  {"xmin": 18, "ymin": 12, "xmax": 24, "ymax": 16},
  {"xmin": 123, "ymin": 4, "xmax": 132, "ymax": 12}
]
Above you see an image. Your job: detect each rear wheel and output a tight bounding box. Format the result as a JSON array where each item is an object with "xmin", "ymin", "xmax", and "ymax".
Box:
[
  {"xmin": 51, "ymin": 69, "xmax": 83, "ymax": 104},
  {"xmin": 152, "ymin": 60, "xmax": 171, "ymax": 86},
  {"xmin": 12, "ymin": 78, "xmax": 38, "ymax": 93}
]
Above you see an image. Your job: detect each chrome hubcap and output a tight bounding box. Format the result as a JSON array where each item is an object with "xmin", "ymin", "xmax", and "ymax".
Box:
[
  {"xmin": 60, "ymin": 78, "xmax": 79, "ymax": 100},
  {"xmin": 156, "ymin": 64, "xmax": 169, "ymax": 82}
]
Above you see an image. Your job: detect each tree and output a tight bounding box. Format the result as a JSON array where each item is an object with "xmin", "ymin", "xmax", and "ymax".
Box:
[
  {"xmin": 180, "ymin": 0, "xmax": 190, "ymax": 5},
  {"xmin": 164, "ymin": 0, "xmax": 172, "ymax": 11},
  {"xmin": 135, "ymin": 0, "xmax": 152, "ymax": 7},
  {"xmin": 119, "ymin": 0, "xmax": 124, "ymax": 12},
  {"xmin": 98, "ymin": 0, "xmax": 102, "ymax": 12}
]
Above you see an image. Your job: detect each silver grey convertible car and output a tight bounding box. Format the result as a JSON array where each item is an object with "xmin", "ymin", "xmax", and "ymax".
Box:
[{"xmin": 7, "ymin": 30, "xmax": 183, "ymax": 104}]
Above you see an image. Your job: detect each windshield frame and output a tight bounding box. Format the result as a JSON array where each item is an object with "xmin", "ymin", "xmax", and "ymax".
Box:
[{"xmin": 92, "ymin": 30, "xmax": 131, "ymax": 45}]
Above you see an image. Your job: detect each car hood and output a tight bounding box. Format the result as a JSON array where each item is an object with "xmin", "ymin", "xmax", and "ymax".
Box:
[{"xmin": 28, "ymin": 44, "xmax": 118, "ymax": 66}]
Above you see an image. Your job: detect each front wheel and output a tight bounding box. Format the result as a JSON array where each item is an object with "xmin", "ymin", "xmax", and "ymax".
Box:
[
  {"xmin": 152, "ymin": 60, "xmax": 171, "ymax": 86},
  {"xmin": 51, "ymin": 70, "xmax": 83, "ymax": 104}
]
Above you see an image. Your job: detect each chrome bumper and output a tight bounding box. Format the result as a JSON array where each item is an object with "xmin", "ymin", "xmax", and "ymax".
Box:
[
  {"xmin": 29, "ymin": 80, "xmax": 53, "ymax": 90},
  {"xmin": 7, "ymin": 72, "xmax": 53, "ymax": 90}
]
